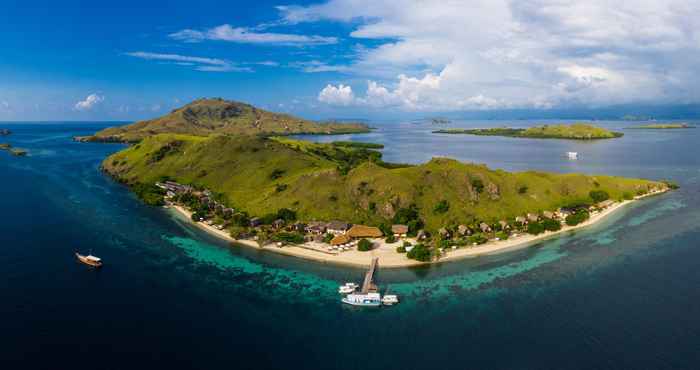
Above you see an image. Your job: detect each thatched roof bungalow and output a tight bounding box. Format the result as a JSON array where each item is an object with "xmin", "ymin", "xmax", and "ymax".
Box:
[
  {"xmin": 330, "ymin": 234, "xmax": 351, "ymax": 246},
  {"xmin": 391, "ymin": 224, "xmax": 408, "ymax": 236},
  {"xmin": 347, "ymin": 225, "xmax": 383, "ymax": 238}
]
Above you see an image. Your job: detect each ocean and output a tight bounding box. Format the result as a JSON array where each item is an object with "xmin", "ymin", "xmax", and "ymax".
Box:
[{"xmin": 2, "ymin": 121, "xmax": 699, "ymax": 369}]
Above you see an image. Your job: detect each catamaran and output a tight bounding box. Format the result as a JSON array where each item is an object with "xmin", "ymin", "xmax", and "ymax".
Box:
[{"xmin": 76, "ymin": 251, "xmax": 103, "ymax": 267}]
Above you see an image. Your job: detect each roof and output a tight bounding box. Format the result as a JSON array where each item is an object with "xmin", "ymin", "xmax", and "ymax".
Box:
[
  {"xmin": 326, "ymin": 221, "xmax": 350, "ymax": 230},
  {"xmin": 598, "ymin": 200, "xmax": 615, "ymax": 208},
  {"xmin": 330, "ymin": 234, "xmax": 351, "ymax": 246},
  {"xmin": 391, "ymin": 224, "xmax": 408, "ymax": 234},
  {"xmin": 86, "ymin": 255, "xmax": 101, "ymax": 262},
  {"xmin": 347, "ymin": 225, "xmax": 383, "ymax": 238}
]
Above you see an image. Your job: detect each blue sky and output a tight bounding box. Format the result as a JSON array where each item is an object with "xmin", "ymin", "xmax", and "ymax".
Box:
[{"xmin": 2, "ymin": 0, "xmax": 700, "ymax": 121}]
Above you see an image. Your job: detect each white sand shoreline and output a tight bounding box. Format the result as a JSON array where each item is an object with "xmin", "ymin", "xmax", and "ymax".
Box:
[{"xmin": 168, "ymin": 189, "xmax": 668, "ymax": 269}]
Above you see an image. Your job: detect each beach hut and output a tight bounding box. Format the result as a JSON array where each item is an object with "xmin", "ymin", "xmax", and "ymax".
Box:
[
  {"xmin": 498, "ymin": 220, "xmax": 510, "ymax": 230},
  {"xmin": 305, "ymin": 221, "xmax": 327, "ymax": 235},
  {"xmin": 598, "ymin": 200, "xmax": 615, "ymax": 209},
  {"xmin": 438, "ymin": 227, "xmax": 451, "ymax": 238},
  {"xmin": 326, "ymin": 221, "xmax": 351, "ymax": 235},
  {"xmin": 457, "ymin": 224, "xmax": 470, "ymax": 236},
  {"xmin": 330, "ymin": 234, "xmax": 351, "ymax": 246},
  {"xmin": 249, "ymin": 217, "xmax": 262, "ymax": 227},
  {"xmin": 515, "ymin": 216, "xmax": 527, "ymax": 225},
  {"xmin": 347, "ymin": 225, "xmax": 383, "ymax": 238},
  {"xmin": 391, "ymin": 224, "xmax": 409, "ymax": 237},
  {"xmin": 542, "ymin": 211, "xmax": 555, "ymax": 219},
  {"xmin": 527, "ymin": 213, "xmax": 539, "ymax": 223},
  {"xmin": 479, "ymin": 222, "xmax": 491, "ymax": 233}
]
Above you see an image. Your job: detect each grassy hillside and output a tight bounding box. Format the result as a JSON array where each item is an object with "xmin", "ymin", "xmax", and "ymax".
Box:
[
  {"xmin": 103, "ymin": 134, "xmax": 665, "ymax": 232},
  {"xmin": 77, "ymin": 98, "xmax": 370, "ymax": 143},
  {"xmin": 434, "ymin": 123, "xmax": 623, "ymax": 140}
]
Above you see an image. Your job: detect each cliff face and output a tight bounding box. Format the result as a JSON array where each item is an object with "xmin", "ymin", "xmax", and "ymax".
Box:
[
  {"xmin": 102, "ymin": 134, "xmax": 666, "ymax": 231},
  {"xmin": 77, "ymin": 98, "xmax": 369, "ymax": 143}
]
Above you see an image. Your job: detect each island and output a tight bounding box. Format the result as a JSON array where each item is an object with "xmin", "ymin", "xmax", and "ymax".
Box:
[
  {"xmin": 0, "ymin": 129, "xmax": 11, "ymax": 136},
  {"xmin": 74, "ymin": 98, "xmax": 370, "ymax": 143},
  {"xmin": 625, "ymin": 123, "xmax": 695, "ymax": 129},
  {"xmin": 0, "ymin": 143, "xmax": 27, "ymax": 156},
  {"xmin": 433, "ymin": 123, "xmax": 623, "ymax": 140},
  {"xmin": 95, "ymin": 101, "xmax": 672, "ymax": 267}
]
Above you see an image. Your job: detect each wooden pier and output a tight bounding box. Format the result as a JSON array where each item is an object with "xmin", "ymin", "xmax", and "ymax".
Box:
[{"xmin": 361, "ymin": 257, "xmax": 379, "ymax": 294}]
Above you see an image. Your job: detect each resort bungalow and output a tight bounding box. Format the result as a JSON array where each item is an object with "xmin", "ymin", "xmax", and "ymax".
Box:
[
  {"xmin": 292, "ymin": 222, "xmax": 306, "ymax": 233},
  {"xmin": 438, "ymin": 227, "xmax": 451, "ymax": 238},
  {"xmin": 542, "ymin": 211, "xmax": 555, "ymax": 219},
  {"xmin": 479, "ymin": 222, "xmax": 491, "ymax": 233},
  {"xmin": 249, "ymin": 217, "xmax": 262, "ymax": 227},
  {"xmin": 272, "ymin": 219, "xmax": 286, "ymax": 230},
  {"xmin": 597, "ymin": 200, "xmax": 615, "ymax": 209},
  {"xmin": 499, "ymin": 220, "xmax": 510, "ymax": 230},
  {"xmin": 392, "ymin": 224, "xmax": 409, "ymax": 237},
  {"xmin": 347, "ymin": 225, "xmax": 383, "ymax": 239},
  {"xmin": 326, "ymin": 221, "xmax": 351, "ymax": 235},
  {"xmin": 305, "ymin": 221, "xmax": 327, "ymax": 235},
  {"xmin": 527, "ymin": 213, "xmax": 539, "ymax": 223},
  {"xmin": 515, "ymin": 216, "xmax": 527, "ymax": 225},
  {"xmin": 457, "ymin": 224, "xmax": 470, "ymax": 236},
  {"xmin": 330, "ymin": 234, "xmax": 351, "ymax": 246}
]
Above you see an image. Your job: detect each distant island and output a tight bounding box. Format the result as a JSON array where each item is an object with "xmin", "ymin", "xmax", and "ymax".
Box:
[
  {"xmin": 74, "ymin": 98, "xmax": 370, "ymax": 143},
  {"xmin": 433, "ymin": 123, "xmax": 623, "ymax": 140},
  {"xmin": 0, "ymin": 143, "xmax": 27, "ymax": 156},
  {"xmin": 93, "ymin": 99, "xmax": 671, "ymax": 267},
  {"xmin": 431, "ymin": 118, "xmax": 451, "ymax": 124},
  {"xmin": 0, "ymin": 129, "xmax": 11, "ymax": 136},
  {"xmin": 626, "ymin": 123, "xmax": 695, "ymax": 129}
]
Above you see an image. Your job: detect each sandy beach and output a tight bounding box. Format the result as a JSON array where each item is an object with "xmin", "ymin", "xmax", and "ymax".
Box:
[{"xmin": 169, "ymin": 189, "xmax": 667, "ymax": 269}]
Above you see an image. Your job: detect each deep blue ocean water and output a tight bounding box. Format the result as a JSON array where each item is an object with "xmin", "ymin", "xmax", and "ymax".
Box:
[{"xmin": 2, "ymin": 121, "xmax": 700, "ymax": 369}]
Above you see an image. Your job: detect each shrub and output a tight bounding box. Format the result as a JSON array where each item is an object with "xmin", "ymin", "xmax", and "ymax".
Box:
[
  {"xmin": 565, "ymin": 210, "xmax": 590, "ymax": 226},
  {"xmin": 622, "ymin": 191, "xmax": 633, "ymax": 200},
  {"xmin": 542, "ymin": 219, "xmax": 562, "ymax": 232},
  {"xmin": 433, "ymin": 200, "xmax": 450, "ymax": 214},
  {"xmin": 385, "ymin": 235, "xmax": 397, "ymax": 243},
  {"xmin": 231, "ymin": 212, "xmax": 250, "ymax": 227},
  {"xmin": 322, "ymin": 233, "xmax": 334, "ymax": 243},
  {"xmin": 273, "ymin": 232, "xmax": 304, "ymax": 244},
  {"xmin": 269, "ymin": 169, "xmax": 285, "ymax": 180},
  {"xmin": 589, "ymin": 190, "xmax": 610, "ymax": 203},
  {"xmin": 132, "ymin": 183, "xmax": 165, "ymax": 206},
  {"xmin": 276, "ymin": 208, "xmax": 297, "ymax": 222},
  {"xmin": 468, "ymin": 233, "xmax": 488, "ymax": 245},
  {"xmin": 396, "ymin": 246, "xmax": 406, "ymax": 253},
  {"xmin": 275, "ymin": 183, "xmax": 288, "ymax": 193},
  {"xmin": 403, "ymin": 241, "xmax": 412, "ymax": 248},
  {"xmin": 471, "ymin": 178, "xmax": 484, "ymax": 193},
  {"xmin": 527, "ymin": 222, "xmax": 545, "ymax": 235},
  {"xmin": 518, "ymin": 185, "xmax": 528, "ymax": 194},
  {"xmin": 495, "ymin": 231, "xmax": 509, "ymax": 240},
  {"xmin": 357, "ymin": 239, "xmax": 373, "ymax": 251},
  {"xmin": 406, "ymin": 243, "xmax": 432, "ymax": 262}
]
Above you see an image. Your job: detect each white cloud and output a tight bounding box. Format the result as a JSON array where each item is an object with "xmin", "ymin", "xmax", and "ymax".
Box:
[
  {"xmin": 290, "ymin": 60, "xmax": 350, "ymax": 73},
  {"xmin": 288, "ymin": 0, "xmax": 700, "ymax": 110},
  {"xmin": 125, "ymin": 51, "xmax": 251, "ymax": 72},
  {"xmin": 318, "ymin": 84, "xmax": 355, "ymax": 106},
  {"xmin": 169, "ymin": 24, "xmax": 337, "ymax": 46},
  {"xmin": 74, "ymin": 94, "xmax": 104, "ymax": 111}
]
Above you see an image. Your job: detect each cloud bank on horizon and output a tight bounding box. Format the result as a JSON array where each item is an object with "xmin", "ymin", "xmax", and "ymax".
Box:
[{"xmin": 291, "ymin": 0, "xmax": 700, "ymax": 112}]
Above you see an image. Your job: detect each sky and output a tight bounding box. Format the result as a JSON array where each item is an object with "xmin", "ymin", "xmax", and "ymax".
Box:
[{"xmin": 2, "ymin": 0, "xmax": 700, "ymax": 121}]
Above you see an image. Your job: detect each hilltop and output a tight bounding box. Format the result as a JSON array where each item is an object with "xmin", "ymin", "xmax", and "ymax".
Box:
[
  {"xmin": 102, "ymin": 133, "xmax": 664, "ymax": 232},
  {"xmin": 434, "ymin": 123, "xmax": 623, "ymax": 140},
  {"xmin": 77, "ymin": 98, "xmax": 370, "ymax": 143}
]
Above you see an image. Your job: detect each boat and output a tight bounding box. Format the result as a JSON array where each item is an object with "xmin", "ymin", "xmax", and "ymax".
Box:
[
  {"xmin": 338, "ymin": 282, "xmax": 359, "ymax": 294},
  {"xmin": 76, "ymin": 252, "xmax": 103, "ymax": 267},
  {"xmin": 342, "ymin": 292, "xmax": 381, "ymax": 307},
  {"xmin": 382, "ymin": 295, "xmax": 399, "ymax": 306}
]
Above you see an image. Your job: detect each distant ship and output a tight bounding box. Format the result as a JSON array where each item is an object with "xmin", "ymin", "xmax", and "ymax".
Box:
[{"xmin": 76, "ymin": 252, "xmax": 103, "ymax": 267}]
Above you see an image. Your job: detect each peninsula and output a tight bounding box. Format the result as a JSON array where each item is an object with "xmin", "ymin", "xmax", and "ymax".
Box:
[
  {"xmin": 95, "ymin": 100, "xmax": 671, "ymax": 267},
  {"xmin": 434, "ymin": 123, "xmax": 623, "ymax": 140},
  {"xmin": 75, "ymin": 98, "xmax": 370, "ymax": 143}
]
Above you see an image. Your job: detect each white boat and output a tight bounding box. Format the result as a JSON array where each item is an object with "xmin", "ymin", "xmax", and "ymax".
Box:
[
  {"xmin": 338, "ymin": 282, "xmax": 359, "ymax": 294},
  {"xmin": 76, "ymin": 252, "xmax": 103, "ymax": 267},
  {"xmin": 342, "ymin": 292, "xmax": 381, "ymax": 307},
  {"xmin": 382, "ymin": 295, "xmax": 399, "ymax": 306}
]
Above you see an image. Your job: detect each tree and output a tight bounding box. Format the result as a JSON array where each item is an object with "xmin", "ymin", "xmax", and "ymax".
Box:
[
  {"xmin": 322, "ymin": 233, "xmax": 334, "ymax": 243},
  {"xmin": 385, "ymin": 235, "xmax": 397, "ymax": 243},
  {"xmin": 406, "ymin": 243, "xmax": 431, "ymax": 262},
  {"xmin": 589, "ymin": 190, "xmax": 610, "ymax": 203},
  {"xmin": 527, "ymin": 222, "xmax": 545, "ymax": 235},
  {"xmin": 276, "ymin": 208, "xmax": 297, "ymax": 222},
  {"xmin": 357, "ymin": 239, "xmax": 373, "ymax": 251},
  {"xmin": 542, "ymin": 219, "xmax": 562, "ymax": 232},
  {"xmin": 565, "ymin": 210, "xmax": 590, "ymax": 226},
  {"xmin": 433, "ymin": 200, "xmax": 450, "ymax": 214}
]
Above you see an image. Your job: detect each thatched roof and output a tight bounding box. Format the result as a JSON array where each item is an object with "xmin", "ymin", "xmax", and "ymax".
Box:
[
  {"xmin": 347, "ymin": 225, "xmax": 383, "ymax": 238},
  {"xmin": 391, "ymin": 224, "xmax": 408, "ymax": 234},
  {"xmin": 330, "ymin": 234, "xmax": 351, "ymax": 246}
]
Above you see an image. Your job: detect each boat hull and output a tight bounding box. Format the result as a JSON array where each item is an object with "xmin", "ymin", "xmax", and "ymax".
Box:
[{"xmin": 341, "ymin": 298, "xmax": 381, "ymax": 307}]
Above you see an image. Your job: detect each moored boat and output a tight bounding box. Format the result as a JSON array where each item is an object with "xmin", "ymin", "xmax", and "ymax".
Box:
[
  {"xmin": 76, "ymin": 252, "xmax": 103, "ymax": 267},
  {"xmin": 381, "ymin": 295, "xmax": 399, "ymax": 306},
  {"xmin": 338, "ymin": 282, "xmax": 359, "ymax": 294},
  {"xmin": 342, "ymin": 292, "xmax": 381, "ymax": 307}
]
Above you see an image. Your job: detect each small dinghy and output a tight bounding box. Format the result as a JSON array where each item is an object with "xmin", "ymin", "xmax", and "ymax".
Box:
[
  {"xmin": 338, "ymin": 282, "xmax": 359, "ymax": 294},
  {"xmin": 76, "ymin": 251, "xmax": 103, "ymax": 267}
]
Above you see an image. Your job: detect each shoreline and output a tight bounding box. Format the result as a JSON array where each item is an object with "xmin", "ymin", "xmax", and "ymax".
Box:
[{"xmin": 169, "ymin": 189, "xmax": 668, "ymax": 269}]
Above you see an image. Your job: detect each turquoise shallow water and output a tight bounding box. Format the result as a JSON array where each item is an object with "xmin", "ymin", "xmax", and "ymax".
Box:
[{"xmin": 2, "ymin": 122, "xmax": 700, "ymax": 369}]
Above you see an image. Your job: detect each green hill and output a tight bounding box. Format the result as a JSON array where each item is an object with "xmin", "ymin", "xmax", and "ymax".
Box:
[
  {"xmin": 76, "ymin": 98, "xmax": 370, "ymax": 143},
  {"xmin": 434, "ymin": 123, "xmax": 623, "ymax": 140},
  {"xmin": 102, "ymin": 134, "xmax": 665, "ymax": 231}
]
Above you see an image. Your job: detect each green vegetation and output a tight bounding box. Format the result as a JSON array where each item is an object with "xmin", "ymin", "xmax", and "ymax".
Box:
[
  {"xmin": 102, "ymin": 133, "xmax": 667, "ymax": 233},
  {"xmin": 357, "ymin": 239, "xmax": 373, "ymax": 251},
  {"xmin": 77, "ymin": 98, "xmax": 370, "ymax": 143},
  {"xmin": 626, "ymin": 123, "xmax": 694, "ymax": 129},
  {"xmin": 331, "ymin": 141, "xmax": 384, "ymax": 149},
  {"xmin": 565, "ymin": 210, "xmax": 590, "ymax": 226},
  {"xmin": 132, "ymin": 183, "xmax": 165, "ymax": 206},
  {"xmin": 434, "ymin": 123, "xmax": 623, "ymax": 140},
  {"xmin": 273, "ymin": 232, "xmax": 305, "ymax": 244},
  {"xmin": 406, "ymin": 243, "xmax": 432, "ymax": 262},
  {"xmin": 589, "ymin": 190, "xmax": 610, "ymax": 203}
]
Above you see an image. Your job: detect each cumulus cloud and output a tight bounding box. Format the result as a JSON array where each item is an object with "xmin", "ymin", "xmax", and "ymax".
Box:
[
  {"xmin": 285, "ymin": 0, "xmax": 700, "ymax": 111},
  {"xmin": 318, "ymin": 84, "xmax": 355, "ymax": 106},
  {"xmin": 74, "ymin": 94, "xmax": 104, "ymax": 111},
  {"xmin": 169, "ymin": 24, "xmax": 337, "ymax": 46},
  {"xmin": 125, "ymin": 51, "xmax": 251, "ymax": 72}
]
